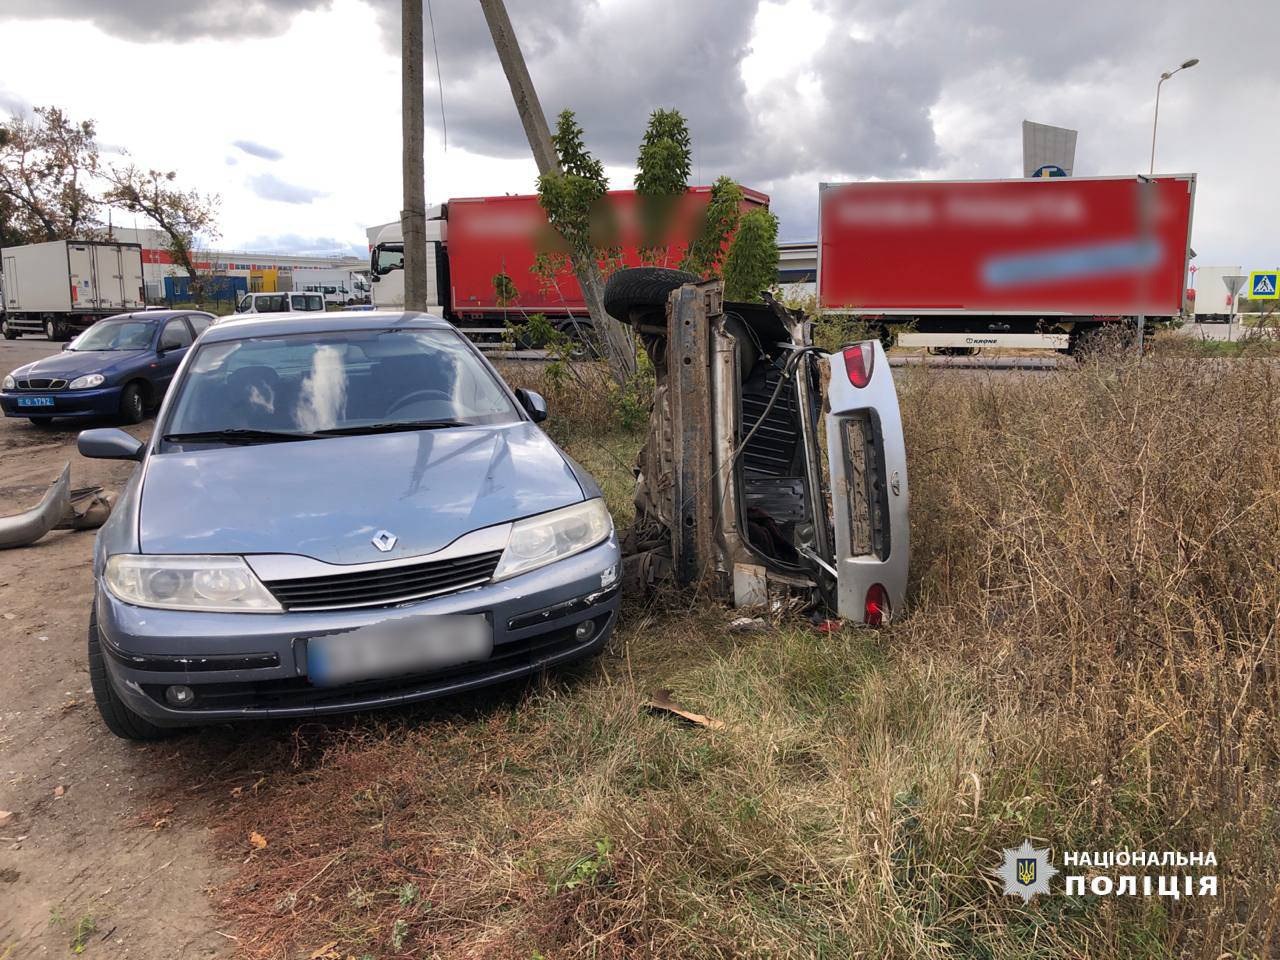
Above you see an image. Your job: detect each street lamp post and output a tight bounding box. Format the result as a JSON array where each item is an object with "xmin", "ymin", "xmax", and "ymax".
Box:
[{"xmin": 1149, "ymin": 58, "xmax": 1200, "ymax": 175}]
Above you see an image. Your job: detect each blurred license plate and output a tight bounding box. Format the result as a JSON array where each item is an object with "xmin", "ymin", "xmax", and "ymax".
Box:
[
  {"xmin": 17, "ymin": 396, "xmax": 54, "ymax": 407},
  {"xmin": 307, "ymin": 614, "xmax": 491, "ymax": 686}
]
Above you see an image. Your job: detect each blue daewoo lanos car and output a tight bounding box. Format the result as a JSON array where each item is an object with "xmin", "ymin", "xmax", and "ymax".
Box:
[
  {"xmin": 1, "ymin": 311, "xmax": 215, "ymax": 425},
  {"xmin": 76, "ymin": 311, "xmax": 620, "ymax": 739}
]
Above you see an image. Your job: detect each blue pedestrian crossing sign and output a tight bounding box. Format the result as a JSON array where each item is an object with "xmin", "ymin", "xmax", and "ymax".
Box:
[{"xmin": 1250, "ymin": 271, "xmax": 1279, "ymax": 299}]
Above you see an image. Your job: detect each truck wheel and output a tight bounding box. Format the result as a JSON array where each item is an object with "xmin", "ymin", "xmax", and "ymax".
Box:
[
  {"xmin": 88, "ymin": 604, "xmax": 174, "ymax": 741},
  {"xmin": 44, "ymin": 318, "xmax": 58, "ymax": 340},
  {"xmin": 555, "ymin": 321, "xmax": 602, "ymax": 360},
  {"xmin": 603, "ymin": 267, "xmax": 698, "ymax": 325},
  {"xmin": 119, "ymin": 383, "xmax": 145, "ymax": 424},
  {"xmin": 0, "ymin": 318, "xmax": 16, "ymax": 340},
  {"xmin": 1070, "ymin": 324, "xmax": 1133, "ymax": 359}
]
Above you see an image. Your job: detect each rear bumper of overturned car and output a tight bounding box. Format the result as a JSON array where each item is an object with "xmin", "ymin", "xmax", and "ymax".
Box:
[{"xmin": 94, "ymin": 538, "xmax": 621, "ymax": 724}]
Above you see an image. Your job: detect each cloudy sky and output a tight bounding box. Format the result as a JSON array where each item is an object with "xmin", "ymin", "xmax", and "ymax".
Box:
[{"xmin": 0, "ymin": 0, "xmax": 1276, "ymax": 271}]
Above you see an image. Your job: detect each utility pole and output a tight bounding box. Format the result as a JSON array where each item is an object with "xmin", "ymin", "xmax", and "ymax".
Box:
[
  {"xmin": 401, "ymin": 0, "xmax": 429, "ymax": 311},
  {"xmin": 477, "ymin": 0, "xmax": 635, "ymax": 377}
]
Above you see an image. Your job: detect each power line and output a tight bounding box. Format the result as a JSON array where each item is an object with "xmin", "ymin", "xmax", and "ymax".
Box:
[{"xmin": 426, "ymin": 0, "xmax": 448, "ymax": 150}]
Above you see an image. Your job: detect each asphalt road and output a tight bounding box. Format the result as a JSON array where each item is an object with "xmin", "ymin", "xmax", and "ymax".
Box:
[{"xmin": 0, "ymin": 335, "xmax": 227, "ymax": 959}]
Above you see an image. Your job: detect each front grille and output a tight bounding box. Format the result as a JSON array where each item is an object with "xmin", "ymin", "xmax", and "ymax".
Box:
[
  {"xmin": 265, "ymin": 550, "xmax": 503, "ymax": 611},
  {"xmin": 16, "ymin": 378, "xmax": 68, "ymax": 391}
]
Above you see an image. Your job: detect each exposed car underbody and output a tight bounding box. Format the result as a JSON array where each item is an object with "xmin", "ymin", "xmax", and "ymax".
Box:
[{"xmin": 605, "ymin": 268, "xmax": 909, "ymax": 624}]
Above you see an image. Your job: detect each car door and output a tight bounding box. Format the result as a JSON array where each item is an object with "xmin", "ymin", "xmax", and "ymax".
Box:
[
  {"xmin": 824, "ymin": 340, "xmax": 909, "ymax": 625},
  {"xmin": 153, "ymin": 317, "xmax": 195, "ymax": 395},
  {"xmin": 186, "ymin": 313, "xmax": 214, "ymax": 337}
]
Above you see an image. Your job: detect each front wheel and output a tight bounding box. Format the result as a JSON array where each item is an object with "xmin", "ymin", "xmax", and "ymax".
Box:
[
  {"xmin": 119, "ymin": 383, "xmax": 145, "ymax": 424},
  {"xmin": 0, "ymin": 318, "xmax": 16, "ymax": 340},
  {"xmin": 88, "ymin": 604, "xmax": 174, "ymax": 741}
]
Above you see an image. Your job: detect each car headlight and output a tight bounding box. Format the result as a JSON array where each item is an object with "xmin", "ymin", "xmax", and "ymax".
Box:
[
  {"xmin": 2, "ymin": 375, "xmax": 13, "ymax": 390},
  {"xmin": 492, "ymin": 499, "xmax": 613, "ymax": 581},
  {"xmin": 104, "ymin": 555, "xmax": 281, "ymax": 612},
  {"xmin": 68, "ymin": 374, "xmax": 105, "ymax": 390}
]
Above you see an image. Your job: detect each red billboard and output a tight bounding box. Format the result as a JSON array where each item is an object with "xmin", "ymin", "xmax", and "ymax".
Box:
[
  {"xmin": 447, "ymin": 186, "xmax": 769, "ymax": 317},
  {"xmin": 818, "ymin": 176, "xmax": 1195, "ymax": 317}
]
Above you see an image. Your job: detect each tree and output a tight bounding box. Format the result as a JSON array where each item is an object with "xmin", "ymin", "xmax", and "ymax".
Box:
[
  {"xmin": 0, "ymin": 106, "xmax": 101, "ymax": 246},
  {"xmin": 634, "ymin": 108, "xmax": 691, "ymax": 265},
  {"xmin": 680, "ymin": 176, "xmax": 743, "ymax": 279},
  {"xmin": 535, "ymin": 110, "xmax": 613, "ymax": 278},
  {"xmin": 722, "ymin": 206, "xmax": 780, "ymax": 302},
  {"xmin": 104, "ymin": 165, "xmax": 219, "ymax": 290},
  {"xmin": 534, "ymin": 110, "xmax": 637, "ymax": 375}
]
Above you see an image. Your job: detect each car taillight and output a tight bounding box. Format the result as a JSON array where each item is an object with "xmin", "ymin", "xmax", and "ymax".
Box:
[
  {"xmin": 864, "ymin": 583, "xmax": 889, "ymax": 626},
  {"xmin": 843, "ymin": 342, "xmax": 874, "ymax": 388}
]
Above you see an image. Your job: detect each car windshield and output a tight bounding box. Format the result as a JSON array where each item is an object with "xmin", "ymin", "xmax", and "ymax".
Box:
[
  {"xmin": 164, "ymin": 327, "xmax": 521, "ymax": 441},
  {"xmin": 71, "ymin": 320, "xmax": 154, "ymax": 351}
]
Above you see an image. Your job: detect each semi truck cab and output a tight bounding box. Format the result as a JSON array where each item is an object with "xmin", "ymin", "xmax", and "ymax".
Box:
[{"xmin": 367, "ymin": 207, "xmax": 449, "ymax": 314}]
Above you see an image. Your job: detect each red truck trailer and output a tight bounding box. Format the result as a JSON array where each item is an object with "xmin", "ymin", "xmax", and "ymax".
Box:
[
  {"xmin": 368, "ymin": 186, "xmax": 769, "ymax": 342},
  {"xmin": 817, "ymin": 175, "xmax": 1196, "ymax": 352}
]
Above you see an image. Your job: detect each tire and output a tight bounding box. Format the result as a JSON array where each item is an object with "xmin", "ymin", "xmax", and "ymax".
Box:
[
  {"xmin": 874, "ymin": 325, "xmax": 897, "ymax": 351},
  {"xmin": 555, "ymin": 321, "xmax": 602, "ymax": 360},
  {"xmin": 1070, "ymin": 324, "xmax": 1134, "ymax": 360},
  {"xmin": 119, "ymin": 382, "xmax": 145, "ymax": 424},
  {"xmin": 1, "ymin": 318, "xmax": 16, "ymax": 340},
  {"xmin": 603, "ymin": 267, "xmax": 698, "ymax": 325},
  {"xmin": 87, "ymin": 603, "xmax": 174, "ymax": 741},
  {"xmin": 44, "ymin": 317, "xmax": 58, "ymax": 341}
]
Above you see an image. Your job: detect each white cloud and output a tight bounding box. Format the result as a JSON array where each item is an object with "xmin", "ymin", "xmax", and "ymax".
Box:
[{"xmin": 0, "ymin": 0, "xmax": 1277, "ymax": 269}]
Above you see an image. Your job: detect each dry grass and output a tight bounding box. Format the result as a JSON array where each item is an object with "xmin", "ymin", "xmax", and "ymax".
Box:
[{"xmin": 168, "ymin": 350, "xmax": 1279, "ymax": 959}]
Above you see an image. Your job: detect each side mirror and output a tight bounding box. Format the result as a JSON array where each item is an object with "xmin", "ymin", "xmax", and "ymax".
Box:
[
  {"xmin": 78, "ymin": 428, "xmax": 145, "ymax": 462},
  {"xmin": 515, "ymin": 388, "xmax": 548, "ymax": 423},
  {"xmin": 62, "ymin": 342, "xmax": 70, "ymax": 351}
]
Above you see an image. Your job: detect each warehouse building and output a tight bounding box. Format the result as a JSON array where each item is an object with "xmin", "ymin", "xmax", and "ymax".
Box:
[
  {"xmin": 777, "ymin": 241, "xmax": 817, "ymax": 300},
  {"xmin": 108, "ymin": 227, "xmax": 365, "ymax": 302}
]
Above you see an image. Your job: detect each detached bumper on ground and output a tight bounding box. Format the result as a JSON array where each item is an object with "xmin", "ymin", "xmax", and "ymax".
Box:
[{"xmin": 94, "ymin": 538, "xmax": 622, "ymax": 724}]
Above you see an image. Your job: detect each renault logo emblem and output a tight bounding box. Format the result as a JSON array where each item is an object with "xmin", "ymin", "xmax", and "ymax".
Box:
[{"xmin": 371, "ymin": 530, "xmax": 397, "ymax": 553}]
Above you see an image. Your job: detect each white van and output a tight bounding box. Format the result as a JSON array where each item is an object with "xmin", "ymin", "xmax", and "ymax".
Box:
[{"xmin": 235, "ymin": 291, "xmax": 326, "ymax": 315}]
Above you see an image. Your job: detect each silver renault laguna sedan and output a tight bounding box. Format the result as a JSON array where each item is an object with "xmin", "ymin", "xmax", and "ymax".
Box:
[{"xmin": 77, "ymin": 311, "xmax": 620, "ymax": 739}]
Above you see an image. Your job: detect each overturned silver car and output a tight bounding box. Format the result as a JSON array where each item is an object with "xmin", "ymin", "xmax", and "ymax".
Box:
[{"xmin": 605, "ymin": 268, "xmax": 908, "ymax": 625}]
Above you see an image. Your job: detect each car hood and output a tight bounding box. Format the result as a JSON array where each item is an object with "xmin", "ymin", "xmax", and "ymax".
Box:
[
  {"xmin": 137, "ymin": 422, "xmax": 585, "ymax": 563},
  {"xmin": 15, "ymin": 350, "xmax": 150, "ymax": 379}
]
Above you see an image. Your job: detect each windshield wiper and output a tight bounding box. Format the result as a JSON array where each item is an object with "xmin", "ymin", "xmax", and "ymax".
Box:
[
  {"xmin": 313, "ymin": 419, "xmax": 468, "ymax": 436},
  {"xmin": 162, "ymin": 429, "xmax": 321, "ymax": 445}
]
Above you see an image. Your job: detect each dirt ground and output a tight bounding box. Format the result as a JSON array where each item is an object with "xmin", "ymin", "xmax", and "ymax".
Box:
[{"xmin": 0, "ymin": 337, "xmax": 227, "ymax": 959}]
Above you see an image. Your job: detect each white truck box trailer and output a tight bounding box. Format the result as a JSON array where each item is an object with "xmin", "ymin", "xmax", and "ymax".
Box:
[
  {"xmin": 292, "ymin": 268, "xmax": 371, "ymax": 306},
  {"xmin": 1, "ymin": 240, "xmax": 145, "ymax": 340},
  {"xmin": 1189, "ymin": 265, "xmax": 1244, "ymax": 323}
]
